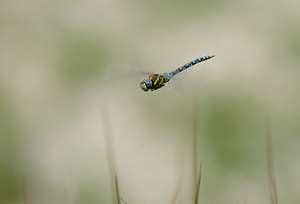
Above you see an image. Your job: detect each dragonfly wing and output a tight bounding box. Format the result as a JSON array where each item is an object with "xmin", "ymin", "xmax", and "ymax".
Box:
[
  {"xmin": 167, "ymin": 67, "xmax": 209, "ymax": 96},
  {"xmin": 103, "ymin": 63, "xmax": 152, "ymax": 81}
]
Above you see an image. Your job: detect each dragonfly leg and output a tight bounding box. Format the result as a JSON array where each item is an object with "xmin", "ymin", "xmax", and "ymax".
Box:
[{"xmin": 151, "ymin": 84, "xmax": 165, "ymax": 91}]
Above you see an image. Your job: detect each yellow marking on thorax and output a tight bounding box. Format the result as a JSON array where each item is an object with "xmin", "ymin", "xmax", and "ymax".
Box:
[
  {"xmin": 158, "ymin": 77, "xmax": 164, "ymax": 85},
  {"xmin": 153, "ymin": 76, "xmax": 160, "ymax": 85}
]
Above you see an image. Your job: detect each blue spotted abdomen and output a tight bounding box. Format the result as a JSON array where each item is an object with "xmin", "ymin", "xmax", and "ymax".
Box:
[{"xmin": 164, "ymin": 55, "xmax": 215, "ymax": 80}]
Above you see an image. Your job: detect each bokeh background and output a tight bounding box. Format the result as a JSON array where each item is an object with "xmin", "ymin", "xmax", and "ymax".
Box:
[{"xmin": 1, "ymin": 0, "xmax": 300, "ymax": 203}]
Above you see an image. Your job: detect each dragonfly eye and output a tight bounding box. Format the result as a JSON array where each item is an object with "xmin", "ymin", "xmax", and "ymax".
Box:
[
  {"xmin": 139, "ymin": 81, "xmax": 149, "ymax": 91},
  {"xmin": 144, "ymin": 78, "xmax": 152, "ymax": 86}
]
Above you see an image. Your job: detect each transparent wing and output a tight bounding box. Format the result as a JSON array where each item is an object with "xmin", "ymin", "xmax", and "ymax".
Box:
[
  {"xmin": 167, "ymin": 67, "xmax": 209, "ymax": 96},
  {"xmin": 103, "ymin": 63, "xmax": 152, "ymax": 81},
  {"xmin": 101, "ymin": 62, "xmax": 153, "ymax": 92}
]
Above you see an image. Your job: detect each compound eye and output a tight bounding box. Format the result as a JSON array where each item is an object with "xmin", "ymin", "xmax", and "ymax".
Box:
[
  {"xmin": 145, "ymin": 78, "xmax": 152, "ymax": 86},
  {"xmin": 139, "ymin": 82, "xmax": 148, "ymax": 91}
]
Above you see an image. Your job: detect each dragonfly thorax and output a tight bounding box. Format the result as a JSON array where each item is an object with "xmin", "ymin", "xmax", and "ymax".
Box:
[{"xmin": 140, "ymin": 74, "xmax": 169, "ymax": 91}]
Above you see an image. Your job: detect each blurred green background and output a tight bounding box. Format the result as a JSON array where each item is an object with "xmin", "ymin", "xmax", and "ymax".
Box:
[{"xmin": 1, "ymin": 0, "xmax": 300, "ymax": 203}]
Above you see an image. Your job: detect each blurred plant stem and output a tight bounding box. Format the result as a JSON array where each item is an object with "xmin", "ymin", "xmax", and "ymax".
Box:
[
  {"xmin": 265, "ymin": 116, "xmax": 278, "ymax": 204},
  {"xmin": 194, "ymin": 162, "xmax": 202, "ymax": 204},
  {"xmin": 192, "ymin": 93, "xmax": 199, "ymax": 201},
  {"xmin": 100, "ymin": 100, "xmax": 121, "ymax": 204},
  {"xmin": 192, "ymin": 88, "xmax": 203, "ymax": 204},
  {"xmin": 169, "ymin": 141, "xmax": 184, "ymax": 204},
  {"xmin": 114, "ymin": 172, "xmax": 121, "ymax": 204},
  {"xmin": 22, "ymin": 175, "xmax": 30, "ymax": 204}
]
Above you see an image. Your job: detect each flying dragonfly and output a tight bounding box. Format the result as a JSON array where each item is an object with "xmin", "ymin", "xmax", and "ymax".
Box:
[{"xmin": 139, "ymin": 55, "xmax": 215, "ymax": 92}]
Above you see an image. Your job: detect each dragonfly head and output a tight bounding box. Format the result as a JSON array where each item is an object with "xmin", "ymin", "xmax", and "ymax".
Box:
[{"xmin": 139, "ymin": 78, "xmax": 152, "ymax": 91}]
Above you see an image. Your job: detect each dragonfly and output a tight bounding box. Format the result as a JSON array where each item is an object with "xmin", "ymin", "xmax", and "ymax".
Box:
[{"xmin": 139, "ymin": 55, "xmax": 215, "ymax": 91}]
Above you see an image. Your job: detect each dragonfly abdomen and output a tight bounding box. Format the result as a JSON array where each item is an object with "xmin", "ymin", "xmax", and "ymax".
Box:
[{"xmin": 165, "ymin": 55, "xmax": 215, "ymax": 80}]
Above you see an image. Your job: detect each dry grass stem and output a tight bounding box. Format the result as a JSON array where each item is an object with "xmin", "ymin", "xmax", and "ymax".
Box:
[
  {"xmin": 114, "ymin": 172, "xmax": 121, "ymax": 204},
  {"xmin": 100, "ymin": 100, "xmax": 120, "ymax": 204},
  {"xmin": 192, "ymin": 92, "xmax": 199, "ymax": 198},
  {"xmin": 170, "ymin": 140, "xmax": 185, "ymax": 204},
  {"xmin": 194, "ymin": 162, "xmax": 203, "ymax": 204},
  {"xmin": 22, "ymin": 175, "xmax": 30, "ymax": 204},
  {"xmin": 265, "ymin": 116, "xmax": 278, "ymax": 204}
]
